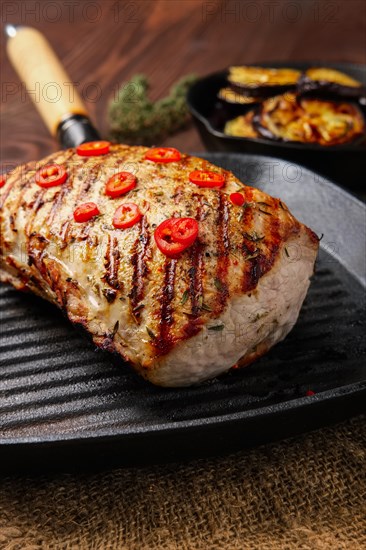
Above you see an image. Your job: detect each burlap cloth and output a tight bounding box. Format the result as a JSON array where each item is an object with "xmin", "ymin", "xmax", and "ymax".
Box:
[{"xmin": 0, "ymin": 415, "xmax": 365, "ymax": 550}]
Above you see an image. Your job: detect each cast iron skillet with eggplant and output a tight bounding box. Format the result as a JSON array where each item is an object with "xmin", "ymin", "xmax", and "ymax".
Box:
[{"xmin": 187, "ymin": 62, "xmax": 366, "ymax": 192}]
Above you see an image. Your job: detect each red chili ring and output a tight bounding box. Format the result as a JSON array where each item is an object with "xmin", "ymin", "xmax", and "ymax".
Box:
[
  {"xmin": 35, "ymin": 164, "xmax": 68, "ymax": 188},
  {"xmin": 74, "ymin": 202, "xmax": 100, "ymax": 223}
]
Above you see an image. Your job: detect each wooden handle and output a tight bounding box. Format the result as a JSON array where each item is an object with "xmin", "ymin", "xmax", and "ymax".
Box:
[{"xmin": 7, "ymin": 26, "xmax": 89, "ymax": 136}]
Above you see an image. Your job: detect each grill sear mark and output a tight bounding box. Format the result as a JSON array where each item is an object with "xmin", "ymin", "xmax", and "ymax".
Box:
[
  {"xmin": 59, "ymin": 220, "xmax": 71, "ymax": 248},
  {"xmin": 47, "ymin": 169, "xmax": 75, "ymax": 228},
  {"xmin": 239, "ymin": 188, "xmax": 257, "ymax": 292},
  {"xmin": 172, "ymin": 185, "xmax": 184, "ymax": 205},
  {"xmin": 1, "ymin": 166, "xmax": 37, "ymax": 247},
  {"xmin": 25, "ymin": 190, "xmax": 48, "ymax": 274},
  {"xmin": 25, "ymin": 190, "xmax": 46, "ymax": 237},
  {"xmin": 242, "ymin": 202, "xmax": 282, "ymax": 292},
  {"xmin": 129, "ymin": 217, "xmax": 150, "ymax": 322},
  {"xmin": 153, "ymin": 258, "xmax": 177, "ymax": 356},
  {"xmin": 42, "ymin": 150, "xmax": 75, "ymax": 228},
  {"xmin": 257, "ymin": 214, "xmax": 282, "ymax": 274},
  {"xmin": 57, "ymin": 156, "xmax": 103, "ymax": 243},
  {"xmin": 27, "ymin": 234, "xmax": 49, "ymax": 281},
  {"xmin": 103, "ymin": 234, "xmax": 121, "ymax": 290},
  {"xmin": 214, "ymin": 193, "xmax": 230, "ymax": 314},
  {"xmin": 76, "ymin": 158, "xmax": 104, "ymax": 201},
  {"xmin": 188, "ymin": 202, "xmax": 205, "ymax": 317},
  {"xmin": 79, "ymin": 223, "xmax": 92, "ymax": 241},
  {"xmin": 0, "ymin": 161, "xmax": 36, "ymax": 210}
]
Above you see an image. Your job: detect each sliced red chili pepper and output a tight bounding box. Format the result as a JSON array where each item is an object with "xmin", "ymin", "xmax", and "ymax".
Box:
[
  {"xmin": 230, "ymin": 192, "xmax": 245, "ymax": 206},
  {"xmin": 171, "ymin": 218, "xmax": 199, "ymax": 246},
  {"xmin": 35, "ymin": 164, "xmax": 68, "ymax": 188},
  {"xmin": 189, "ymin": 170, "xmax": 225, "ymax": 188},
  {"xmin": 76, "ymin": 141, "xmax": 110, "ymax": 157},
  {"xmin": 0, "ymin": 175, "xmax": 6, "ymax": 188},
  {"xmin": 74, "ymin": 202, "xmax": 100, "ymax": 223},
  {"xmin": 145, "ymin": 147, "xmax": 181, "ymax": 163},
  {"xmin": 105, "ymin": 171, "xmax": 137, "ymax": 198},
  {"xmin": 113, "ymin": 202, "xmax": 142, "ymax": 229},
  {"xmin": 154, "ymin": 220, "xmax": 186, "ymax": 258},
  {"xmin": 154, "ymin": 217, "xmax": 198, "ymax": 258}
]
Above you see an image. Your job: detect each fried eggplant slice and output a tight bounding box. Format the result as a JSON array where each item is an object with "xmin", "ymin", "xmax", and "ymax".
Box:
[
  {"xmin": 298, "ymin": 67, "xmax": 366, "ymax": 99},
  {"xmin": 224, "ymin": 111, "xmax": 259, "ymax": 138},
  {"xmin": 218, "ymin": 87, "xmax": 262, "ymax": 105},
  {"xmin": 228, "ymin": 66, "xmax": 301, "ymax": 97}
]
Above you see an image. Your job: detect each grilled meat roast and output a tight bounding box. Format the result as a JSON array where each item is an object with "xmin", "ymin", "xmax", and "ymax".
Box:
[{"xmin": 0, "ymin": 145, "xmax": 319, "ymax": 386}]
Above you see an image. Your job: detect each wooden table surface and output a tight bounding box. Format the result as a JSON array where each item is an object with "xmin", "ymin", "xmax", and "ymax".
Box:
[{"xmin": 1, "ymin": 0, "xmax": 365, "ymax": 172}]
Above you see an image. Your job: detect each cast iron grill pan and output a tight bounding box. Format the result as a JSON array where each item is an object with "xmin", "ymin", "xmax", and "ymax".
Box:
[{"xmin": 0, "ymin": 154, "xmax": 365, "ymax": 471}]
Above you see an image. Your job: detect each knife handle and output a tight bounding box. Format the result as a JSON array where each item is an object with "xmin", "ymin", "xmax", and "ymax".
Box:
[{"xmin": 6, "ymin": 26, "xmax": 100, "ymax": 146}]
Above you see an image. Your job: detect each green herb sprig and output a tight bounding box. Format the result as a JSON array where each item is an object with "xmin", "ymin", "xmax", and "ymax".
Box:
[{"xmin": 108, "ymin": 74, "xmax": 197, "ymax": 145}]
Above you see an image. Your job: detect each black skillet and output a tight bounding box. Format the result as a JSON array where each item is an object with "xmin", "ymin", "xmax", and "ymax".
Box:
[
  {"xmin": 1, "ymin": 28, "xmax": 365, "ymax": 472},
  {"xmin": 187, "ymin": 62, "xmax": 366, "ymax": 194}
]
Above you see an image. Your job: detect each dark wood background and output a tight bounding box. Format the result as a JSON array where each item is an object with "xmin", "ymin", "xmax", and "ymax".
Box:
[{"xmin": 1, "ymin": 0, "xmax": 365, "ymax": 171}]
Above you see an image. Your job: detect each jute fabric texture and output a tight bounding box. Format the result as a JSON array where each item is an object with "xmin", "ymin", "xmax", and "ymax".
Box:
[{"xmin": 0, "ymin": 415, "xmax": 365, "ymax": 549}]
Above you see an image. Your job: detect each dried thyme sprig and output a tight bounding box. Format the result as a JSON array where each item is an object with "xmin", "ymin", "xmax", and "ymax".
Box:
[{"xmin": 108, "ymin": 74, "xmax": 197, "ymax": 145}]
